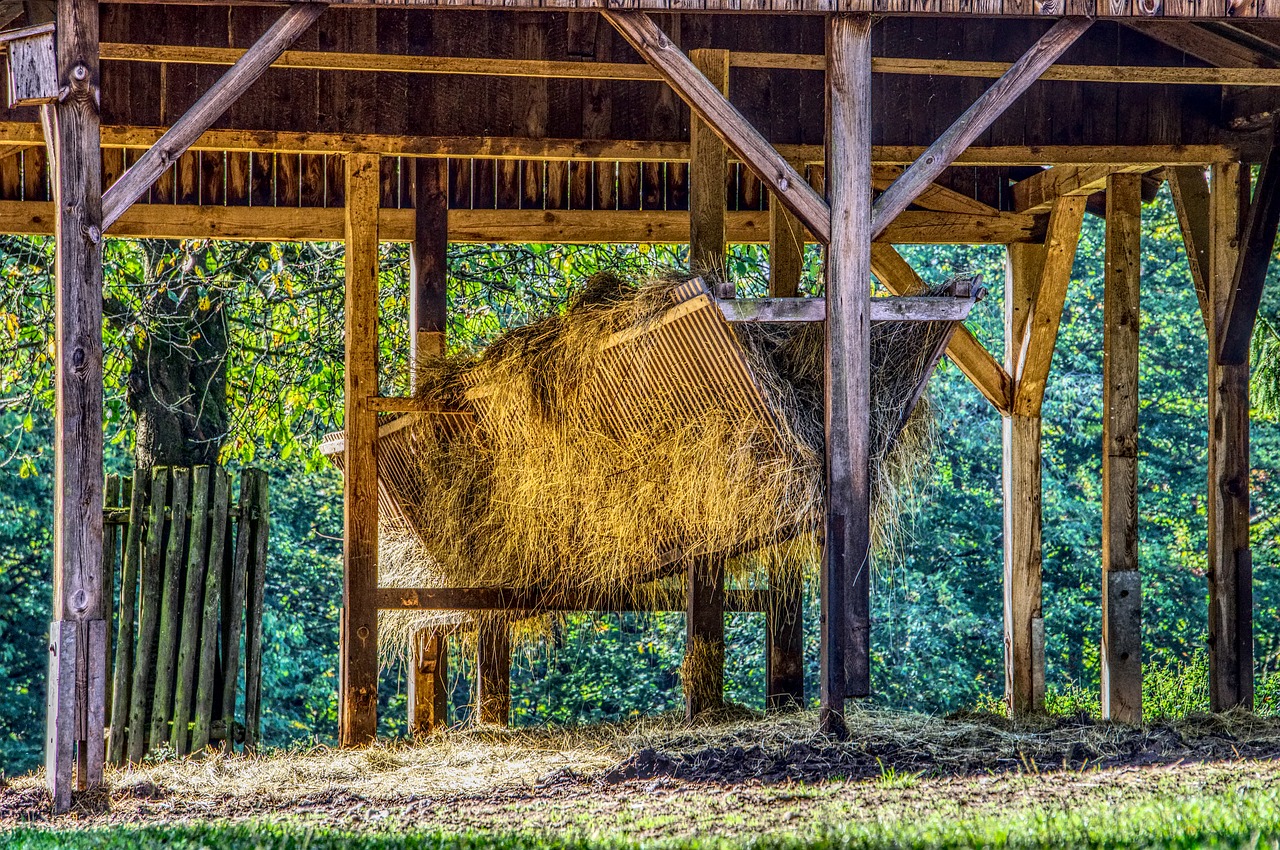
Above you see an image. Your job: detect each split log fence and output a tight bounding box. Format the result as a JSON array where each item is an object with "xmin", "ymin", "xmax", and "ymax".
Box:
[{"xmin": 102, "ymin": 466, "xmax": 269, "ymax": 765}]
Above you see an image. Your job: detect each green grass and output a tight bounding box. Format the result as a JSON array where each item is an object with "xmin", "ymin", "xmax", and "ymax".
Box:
[{"xmin": 7, "ymin": 780, "xmax": 1280, "ymax": 850}]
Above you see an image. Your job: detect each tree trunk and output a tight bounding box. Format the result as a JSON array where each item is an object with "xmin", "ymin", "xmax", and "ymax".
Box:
[{"xmin": 124, "ymin": 242, "xmax": 230, "ymax": 476}]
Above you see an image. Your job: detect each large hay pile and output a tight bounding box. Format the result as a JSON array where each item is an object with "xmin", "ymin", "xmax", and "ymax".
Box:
[{"xmin": 373, "ymin": 273, "xmax": 956, "ymax": 657}]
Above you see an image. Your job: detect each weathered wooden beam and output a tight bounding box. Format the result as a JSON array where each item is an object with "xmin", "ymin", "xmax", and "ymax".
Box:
[
  {"xmin": 717, "ymin": 295, "xmax": 981, "ymax": 324},
  {"xmin": 766, "ymin": 566, "xmax": 804, "ymax": 711},
  {"xmin": 870, "ymin": 244, "xmax": 1013, "ymax": 415},
  {"xmin": 99, "ymin": 3, "xmax": 326, "ymax": 230},
  {"xmin": 410, "ymin": 158, "xmax": 448, "ymax": 387},
  {"xmin": 1003, "ymin": 242, "xmax": 1048, "ymax": 719},
  {"xmin": 1012, "ymin": 164, "xmax": 1157, "ymax": 214},
  {"xmin": 870, "ymin": 17, "xmax": 1092, "ymax": 241},
  {"xmin": 476, "ymin": 622, "xmax": 510, "ymax": 726},
  {"xmin": 769, "ymin": 173, "xmax": 805, "ymax": 298},
  {"xmin": 7, "ymin": 27, "xmax": 57, "ymax": 106},
  {"xmin": 689, "ymin": 47, "xmax": 729, "ymax": 284},
  {"xmin": 602, "ymin": 9, "xmax": 831, "ymax": 245},
  {"xmin": 1166, "ymin": 165, "xmax": 1213, "ymax": 330},
  {"xmin": 372, "ymin": 586, "xmax": 770, "ymax": 613},
  {"xmin": 1101, "ymin": 172, "xmax": 1143, "ymax": 726},
  {"xmin": 0, "ymin": 119, "xmax": 1247, "ymax": 164},
  {"xmin": 407, "ymin": 629, "xmax": 448, "ymax": 735},
  {"xmin": 873, "ymin": 165, "xmax": 1002, "ymax": 217},
  {"xmin": 1012, "ymin": 197, "xmax": 1088, "ymax": 418},
  {"xmin": 821, "ymin": 13, "xmax": 873, "ymax": 736},
  {"xmin": 1207, "ymin": 162, "xmax": 1254, "ymax": 713},
  {"xmin": 0, "ymin": 201, "xmax": 1044, "ymax": 245},
  {"xmin": 43, "ymin": 0, "xmax": 104, "ymax": 812},
  {"xmin": 1219, "ymin": 121, "xmax": 1280, "ymax": 366},
  {"xmin": 1121, "ymin": 21, "xmax": 1277, "ymax": 69},
  {"xmin": 685, "ymin": 556, "xmax": 725, "ymax": 720},
  {"xmin": 95, "ymin": 40, "xmax": 1280, "ymax": 86},
  {"xmin": 339, "ymin": 152, "xmax": 381, "ymax": 748}
]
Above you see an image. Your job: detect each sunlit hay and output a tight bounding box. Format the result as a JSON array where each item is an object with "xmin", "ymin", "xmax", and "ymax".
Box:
[
  {"xmin": 680, "ymin": 636, "xmax": 726, "ymax": 715},
  {"xmin": 373, "ymin": 272, "xmax": 954, "ymax": 660}
]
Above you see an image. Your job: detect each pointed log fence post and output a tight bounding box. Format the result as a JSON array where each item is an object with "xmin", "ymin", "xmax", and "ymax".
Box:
[
  {"xmin": 340, "ymin": 152, "xmax": 382, "ymax": 746},
  {"xmin": 45, "ymin": 0, "xmax": 105, "ymax": 813},
  {"xmin": 1101, "ymin": 172, "xmax": 1142, "ymax": 724},
  {"xmin": 821, "ymin": 13, "xmax": 873, "ymax": 735}
]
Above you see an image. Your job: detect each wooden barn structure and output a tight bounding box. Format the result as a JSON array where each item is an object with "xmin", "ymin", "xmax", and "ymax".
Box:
[{"xmin": 21, "ymin": 0, "xmax": 1280, "ymax": 812}]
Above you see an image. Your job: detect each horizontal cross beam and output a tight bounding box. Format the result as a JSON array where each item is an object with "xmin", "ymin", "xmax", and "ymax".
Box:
[
  {"xmin": 373, "ymin": 586, "xmax": 769, "ymax": 613},
  {"xmin": 718, "ymin": 293, "xmax": 983, "ymax": 324}
]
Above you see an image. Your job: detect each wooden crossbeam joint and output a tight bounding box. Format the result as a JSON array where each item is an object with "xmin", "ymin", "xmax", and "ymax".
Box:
[
  {"xmin": 1219, "ymin": 118, "xmax": 1280, "ymax": 365},
  {"xmin": 1012, "ymin": 164, "xmax": 1158, "ymax": 214}
]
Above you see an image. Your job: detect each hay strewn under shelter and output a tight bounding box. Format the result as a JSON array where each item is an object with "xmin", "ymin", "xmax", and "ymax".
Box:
[{"xmin": 324, "ymin": 272, "xmax": 971, "ymax": 660}]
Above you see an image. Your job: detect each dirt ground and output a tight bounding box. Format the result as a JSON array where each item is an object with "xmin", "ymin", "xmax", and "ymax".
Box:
[{"xmin": 4, "ymin": 707, "xmax": 1280, "ymax": 842}]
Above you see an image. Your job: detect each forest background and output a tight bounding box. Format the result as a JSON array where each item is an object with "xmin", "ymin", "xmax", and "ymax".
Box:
[{"xmin": 2, "ymin": 184, "xmax": 1279, "ymax": 775}]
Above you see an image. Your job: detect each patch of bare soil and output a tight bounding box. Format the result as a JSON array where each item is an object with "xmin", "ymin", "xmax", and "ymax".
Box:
[{"xmin": 4, "ymin": 707, "xmax": 1280, "ymax": 838}]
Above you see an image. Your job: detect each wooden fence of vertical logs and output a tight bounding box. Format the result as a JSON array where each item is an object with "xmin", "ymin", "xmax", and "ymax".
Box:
[{"xmin": 102, "ymin": 466, "xmax": 269, "ymax": 765}]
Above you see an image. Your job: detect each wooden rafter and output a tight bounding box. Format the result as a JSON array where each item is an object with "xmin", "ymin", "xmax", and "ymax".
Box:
[
  {"xmin": 1012, "ymin": 196, "xmax": 1088, "ymax": 418},
  {"xmin": 1166, "ymin": 165, "xmax": 1213, "ymax": 330},
  {"xmin": 716, "ymin": 294, "xmax": 982, "ymax": 324},
  {"xmin": 1121, "ymin": 20, "xmax": 1278, "ymax": 69},
  {"xmin": 870, "ymin": 244, "xmax": 1014, "ymax": 414},
  {"xmin": 1219, "ymin": 118, "xmax": 1280, "ymax": 365},
  {"xmin": 100, "ymin": 3, "xmax": 327, "ymax": 230},
  {"xmin": 870, "ymin": 17, "xmax": 1093, "ymax": 241},
  {"xmin": 1011, "ymin": 164, "xmax": 1158, "ymax": 214},
  {"xmin": 601, "ymin": 9, "xmax": 830, "ymax": 244}
]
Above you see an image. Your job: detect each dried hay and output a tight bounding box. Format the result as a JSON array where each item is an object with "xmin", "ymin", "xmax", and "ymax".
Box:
[{"xmin": 371, "ymin": 272, "xmax": 956, "ymax": 660}]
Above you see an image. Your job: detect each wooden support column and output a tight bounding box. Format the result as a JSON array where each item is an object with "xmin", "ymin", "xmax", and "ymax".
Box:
[
  {"xmin": 339, "ymin": 152, "xmax": 381, "ymax": 747},
  {"xmin": 408, "ymin": 629, "xmax": 448, "ymax": 734},
  {"xmin": 689, "ymin": 48, "xmax": 728, "ymax": 285},
  {"xmin": 44, "ymin": 0, "xmax": 105, "ymax": 813},
  {"xmin": 1003, "ymin": 242, "xmax": 1048, "ymax": 718},
  {"xmin": 410, "ymin": 157, "xmax": 448, "ymax": 381},
  {"xmin": 1207, "ymin": 163, "xmax": 1253, "ymax": 712},
  {"xmin": 407, "ymin": 157, "xmax": 449, "ymax": 733},
  {"xmin": 770, "ymin": 165, "xmax": 805, "ymax": 299},
  {"xmin": 821, "ymin": 13, "xmax": 873, "ymax": 736},
  {"xmin": 1101, "ymin": 173, "xmax": 1143, "ymax": 724},
  {"xmin": 476, "ymin": 620, "xmax": 510, "ymax": 726},
  {"xmin": 685, "ymin": 556, "xmax": 725, "ymax": 720}
]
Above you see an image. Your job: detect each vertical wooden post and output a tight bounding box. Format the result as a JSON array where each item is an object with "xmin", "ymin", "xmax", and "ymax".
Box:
[
  {"xmin": 340, "ymin": 152, "xmax": 381, "ymax": 747},
  {"xmin": 476, "ymin": 621, "xmax": 510, "ymax": 726},
  {"xmin": 407, "ymin": 158, "xmax": 450, "ymax": 733},
  {"xmin": 1207, "ymin": 162, "xmax": 1253, "ymax": 711},
  {"xmin": 766, "ymin": 564, "xmax": 804, "ymax": 711},
  {"xmin": 1101, "ymin": 173, "xmax": 1143, "ymax": 724},
  {"xmin": 44, "ymin": 0, "xmax": 104, "ymax": 812},
  {"xmin": 822, "ymin": 13, "xmax": 874, "ymax": 735},
  {"xmin": 1004, "ymin": 242, "xmax": 1048, "ymax": 717},
  {"xmin": 769, "ymin": 167, "xmax": 806, "ymax": 299},
  {"xmin": 408, "ymin": 629, "xmax": 448, "ymax": 734},
  {"xmin": 410, "ymin": 157, "xmax": 449, "ymax": 383},
  {"xmin": 685, "ymin": 556, "xmax": 725, "ymax": 720},
  {"xmin": 689, "ymin": 48, "xmax": 728, "ymax": 286}
]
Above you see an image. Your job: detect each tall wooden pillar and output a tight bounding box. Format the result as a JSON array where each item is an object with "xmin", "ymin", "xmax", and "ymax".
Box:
[
  {"xmin": 1101, "ymin": 173, "xmax": 1143, "ymax": 723},
  {"xmin": 45, "ymin": 0, "xmax": 105, "ymax": 813},
  {"xmin": 1207, "ymin": 163, "xmax": 1253, "ymax": 711},
  {"xmin": 339, "ymin": 152, "xmax": 381, "ymax": 747},
  {"xmin": 410, "ymin": 158, "xmax": 448, "ymax": 379},
  {"xmin": 821, "ymin": 13, "xmax": 873, "ymax": 735},
  {"xmin": 1003, "ymin": 242, "xmax": 1048, "ymax": 717},
  {"xmin": 770, "ymin": 169, "xmax": 806, "ymax": 300},
  {"xmin": 476, "ymin": 620, "xmax": 510, "ymax": 725},
  {"xmin": 407, "ymin": 158, "xmax": 450, "ymax": 733},
  {"xmin": 689, "ymin": 48, "xmax": 728, "ymax": 284},
  {"xmin": 685, "ymin": 556, "xmax": 725, "ymax": 719}
]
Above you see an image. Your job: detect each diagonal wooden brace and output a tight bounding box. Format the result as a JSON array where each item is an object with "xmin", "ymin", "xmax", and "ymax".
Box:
[
  {"xmin": 870, "ymin": 17, "xmax": 1093, "ymax": 240},
  {"xmin": 100, "ymin": 3, "xmax": 326, "ymax": 230},
  {"xmin": 602, "ymin": 10, "xmax": 830, "ymax": 245}
]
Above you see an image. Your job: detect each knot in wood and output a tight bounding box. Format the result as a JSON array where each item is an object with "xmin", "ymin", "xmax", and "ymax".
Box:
[
  {"xmin": 71, "ymin": 347, "xmax": 86, "ymax": 371},
  {"xmin": 70, "ymin": 588, "xmax": 89, "ymax": 615}
]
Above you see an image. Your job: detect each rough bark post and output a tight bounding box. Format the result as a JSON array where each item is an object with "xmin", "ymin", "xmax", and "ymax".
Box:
[
  {"xmin": 340, "ymin": 152, "xmax": 381, "ymax": 747},
  {"xmin": 44, "ymin": 0, "xmax": 104, "ymax": 812},
  {"xmin": 407, "ymin": 157, "xmax": 449, "ymax": 733},
  {"xmin": 1004, "ymin": 242, "xmax": 1048, "ymax": 717},
  {"xmin": 476, "ymin": 621, "xmax": 510, "ymax": 726},
  {"xmin": 685, "ymin": 556, "xmax": 725, "ymax": 720},
  {"xmin": 1207, "ymin": 162, "xmax": 1253, "ymax": 711},
  {"xmin": 408, "ymin": 629, "xmax": 448, "ymax": 734},
  {"xmin": 410, "ymin": 157, "xmax": 448, "ymax": 385},
  {"xmin": 1101, "ymin": 172, "xmax": 1143, "ymax": 724},
  {"xmin": 689, "ymin": 48, "xmax": 728, "ymax": 286},
  {"xmin": 821, "ymin": 13, "xmax": 873, "ymax": 735}
]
